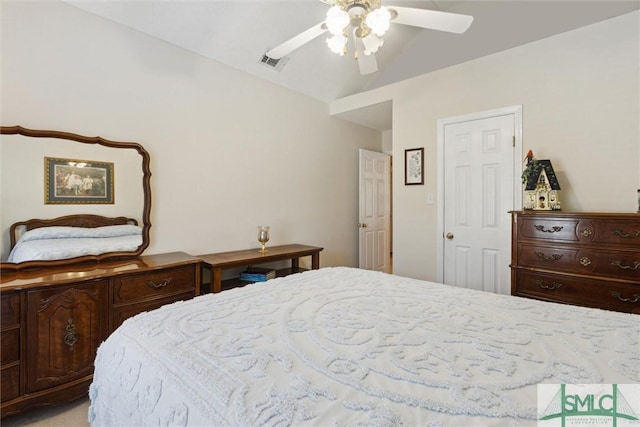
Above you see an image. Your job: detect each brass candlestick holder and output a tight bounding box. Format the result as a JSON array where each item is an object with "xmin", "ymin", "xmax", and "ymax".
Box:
[{"xmin": 257, "ymin": 226, "xmax": 270, "ymax": 253}]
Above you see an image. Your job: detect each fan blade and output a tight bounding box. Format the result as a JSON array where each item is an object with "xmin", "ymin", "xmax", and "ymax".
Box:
[
  {"xmin": 265, "ymin": 22, "xmax": 327, "ymax": 59},
  {"xmin": 354, "ymin": 33, "xmax": 378, "ymax": 75},
  {"xmin": 389, "ymin": 6, "xmax": 473, "ymax": 34}
]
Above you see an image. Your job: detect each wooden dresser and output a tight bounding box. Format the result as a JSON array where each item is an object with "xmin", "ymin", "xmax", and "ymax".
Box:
[
  {"xmin": 0, "ymin": 252, "xmax": 200, "ymax": 418},
  {"xmin": 510, "ymin": 211, "xmax": 640, "ymax": 314}
]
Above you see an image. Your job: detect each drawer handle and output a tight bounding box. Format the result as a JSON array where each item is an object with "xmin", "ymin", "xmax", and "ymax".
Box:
[
  {"xmin": 63, "ymin": 318, "xmax": 78, "ymax": 351},
  {"xmin": 579, "ymin": 257, "xmax": 592, "ymax": 267},
  {"xmin": 610, "ymin": 260, "xmax": 640, "ymax": 270},
  {"xmin": 612, "ymin": 229, "xmax": 640, "ymax": 239},
  {"xmin": 580, "ymin": 228, "xmax": 593, "ymax": 237},
  {"xmin": 146, "ymin": 278, "xmax": 173, "ymax": 288},
  {"xmin": 611, "ymin": 291, "xmax": 640, "ymax": 303},
  {"xmin": 534, "ymin": 225, "xmax": 564, "ymax": 233},
  {"xmin": 535, "ymin": 252, "xmax": 563, "ymax": 262},
  {"xmin": 535, "ymin": 280, "xmax": 563, "ymax": 290}
]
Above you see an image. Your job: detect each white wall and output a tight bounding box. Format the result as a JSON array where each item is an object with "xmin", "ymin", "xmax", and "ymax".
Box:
[
  {"xmin": 333, "ymin": 11, "xmax": 640, "ymax": 281},
  {"xmin": 0, "ymin": 1, "xmax": 381, "ymax": 267},
  {"xmin": 381, "ymin": 130, "xmax": 393, "ymax": 155}
]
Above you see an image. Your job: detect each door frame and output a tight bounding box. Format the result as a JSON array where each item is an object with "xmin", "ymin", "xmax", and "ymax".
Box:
[{"xmin": 435, "ymin": 105, "xmax": 523, "ymax": 283}]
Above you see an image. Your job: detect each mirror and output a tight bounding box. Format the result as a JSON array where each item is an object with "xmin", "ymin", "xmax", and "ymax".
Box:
[{"xmin": 0, "ymin": 125, "xmax": 151, "ymax": 271}]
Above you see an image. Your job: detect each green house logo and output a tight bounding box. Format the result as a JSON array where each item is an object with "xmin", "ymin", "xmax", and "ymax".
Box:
[{"xmin": 539, "ymin": 384, "xmax": 639, "ymax": 427}]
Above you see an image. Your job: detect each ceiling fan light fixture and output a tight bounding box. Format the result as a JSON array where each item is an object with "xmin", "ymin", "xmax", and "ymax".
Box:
[
  {"xmin": 326, "ymin": 6, "xmax": 350, "ymax": 35},
  {"xmin": 365, "ymin": 6, "xmax": 391, "ymax": 36},
  {"xmin": 326, "ymin": 33, "xmax": 348, "ymax": 55},
  {"xmin": 266, "ymin": 0, "xmax": 473, "ymax": 75}
]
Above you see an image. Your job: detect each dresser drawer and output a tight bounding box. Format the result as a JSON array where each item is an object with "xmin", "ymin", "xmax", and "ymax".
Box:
[
  {"xmin": 518, "ymin": 243, "xmax": 577, "ymax": 270},
  {"xmin": 1, "ymin": 364, "xmax": 20, "ymax": 402},
  {"xmin": 112, "ymin": 266, "xmax": 195, "ymax": 304},
  {"xmin": 514, "ymin": 270, "xmax": 640, "ymax": 313},
  {"xmin": 518, "ymin": 244, "xmax": 640, "ymax": 281},
  {"xmin": 517, "ymin": 216, "xmax": 579, "ymax": 242},
  {"xmin": 1, "ymin": 292, "xmax": 20, "ymax": 327},
  {"xmin": 577, "ymin": 248, "xmax": 640, "ymax": 281},
  {"xmin": 111, "ymin": 291, "xmax": 194, "ymax": 330},
  {"xmin": 577, "ymin": 218, "xmax": 640, "ymax": 246},
  {"xmin": 1, "ymin": 329, "xmax": 19, "ymax": 364}
]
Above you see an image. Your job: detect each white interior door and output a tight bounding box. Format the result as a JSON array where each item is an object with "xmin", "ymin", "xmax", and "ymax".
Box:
[
  {"xmin": 359, "ymin": 149, "xmax": 391, "ymax": 272},
  {"xmin": 442, "ymin": 112, "xmax": 518, "ymax": 294}
]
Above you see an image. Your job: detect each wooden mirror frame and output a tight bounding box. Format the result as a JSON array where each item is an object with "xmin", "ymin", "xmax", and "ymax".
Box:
[{"xmin": 0, "ymin": 125, "xmax": 151, "ymax": 271}]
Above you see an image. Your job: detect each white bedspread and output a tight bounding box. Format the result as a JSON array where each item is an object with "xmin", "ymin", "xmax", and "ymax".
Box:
[
  {"xmin": 89, "ymin": 267, "xmax": 639, "ymax": 426},
  {"xmin": 8, "ymin": 225, "xmax": 142, "ymax": 263}
]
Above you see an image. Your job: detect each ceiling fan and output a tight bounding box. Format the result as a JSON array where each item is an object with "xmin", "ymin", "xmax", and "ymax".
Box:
[{"xmin": 265, "ymin": 0, "xmax": 473, "ymax": 75}]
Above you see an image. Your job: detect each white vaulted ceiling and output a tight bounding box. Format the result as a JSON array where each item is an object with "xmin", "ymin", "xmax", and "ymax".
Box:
[{"xmin": 64, "ymin": 0, "xmax": 639, "ymax": 129}]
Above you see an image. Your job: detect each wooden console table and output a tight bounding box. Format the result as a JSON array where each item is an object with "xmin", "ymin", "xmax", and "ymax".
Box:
[{"xmin": 199, "ymin": 244, "xmax": 323, "ymax": 293}]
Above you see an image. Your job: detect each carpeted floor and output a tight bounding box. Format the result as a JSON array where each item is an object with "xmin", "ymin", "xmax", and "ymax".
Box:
[{"xmin": 1, "ymin": 398, "xmax": 89, "ymax": 427}]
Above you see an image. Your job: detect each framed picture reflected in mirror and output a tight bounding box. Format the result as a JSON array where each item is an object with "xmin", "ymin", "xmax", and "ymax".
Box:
[{"xmin": 45, "ymin": 156, "xmax": 114, "ymax": 204}]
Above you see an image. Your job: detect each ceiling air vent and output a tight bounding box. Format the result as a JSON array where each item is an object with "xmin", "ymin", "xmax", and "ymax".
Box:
[{"xmin": 260, "ymin": 53, "xmax": 289, "ymax": 72}]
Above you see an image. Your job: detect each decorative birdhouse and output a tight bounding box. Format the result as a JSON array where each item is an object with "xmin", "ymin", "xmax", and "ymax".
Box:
[{"xmin": 522, "ymin": 152, "xmax": 561, "ymax": 211}]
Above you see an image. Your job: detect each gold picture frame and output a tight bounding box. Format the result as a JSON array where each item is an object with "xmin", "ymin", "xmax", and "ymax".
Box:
[{"xmin": 45, "ymin": 157, "xmax": 114, "ymax": 204}]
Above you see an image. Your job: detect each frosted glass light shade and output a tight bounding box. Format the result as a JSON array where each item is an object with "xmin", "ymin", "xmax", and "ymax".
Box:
[
  {"xmin": 362, "ymin": 32, "xmax": 384, "ymax": 55},
  {"xmin": 326, "ymin": 6, "xmax": 350, "ymax": 35},
  {"xmin": 326, "ymin": 34, "xmax": 347, "ymax": 55},
  {"xmin": 365, "ymin": 6, "xmax": 391, "ymax": 36}
]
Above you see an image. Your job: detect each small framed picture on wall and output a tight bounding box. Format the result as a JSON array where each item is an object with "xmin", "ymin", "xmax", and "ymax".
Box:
[{"xmin": 404, "ymin": 147, "xmax": 424, "ymax": 185}]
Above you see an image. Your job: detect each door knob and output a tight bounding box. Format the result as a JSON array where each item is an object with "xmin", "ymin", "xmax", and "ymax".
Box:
[
  {"xmin": 446, "ymin": 232, "xmax": 454, "ymax": 239},
  {"xmin": 358, "ymin": 223, "xmax": 368, "ymax": 228}
]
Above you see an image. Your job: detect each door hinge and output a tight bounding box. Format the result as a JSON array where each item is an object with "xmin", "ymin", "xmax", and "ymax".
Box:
[{"xmin": 512, "ymin": 135, "xmax": 515, "ymax": 147}]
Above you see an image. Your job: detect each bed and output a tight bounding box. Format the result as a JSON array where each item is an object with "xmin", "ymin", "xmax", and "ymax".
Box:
[
  {"xmin": 89, "ymin": 267, "xmax": 639, "ymax": 426},
  {"xmin": 6, "ymin": 214, "xmax": 142, "ymax": 264}
]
